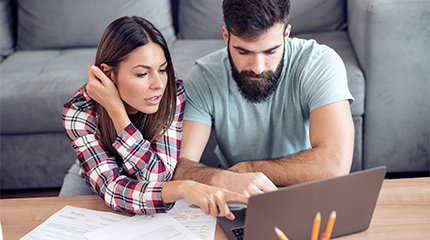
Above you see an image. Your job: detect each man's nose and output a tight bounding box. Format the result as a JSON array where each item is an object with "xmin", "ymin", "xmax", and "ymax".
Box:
[{"xmin": 249, "ymin": 54, "xmax": 265, "ymax": 75}]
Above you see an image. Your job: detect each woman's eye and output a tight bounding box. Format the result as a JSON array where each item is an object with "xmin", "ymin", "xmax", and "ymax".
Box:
[
  {"xmin": 159, "ymin": 68, "xmax": 168, "ymax": 74},
  {"xmin": 137, "ymin": 73, "xmax": 148, "ymax": 77}
]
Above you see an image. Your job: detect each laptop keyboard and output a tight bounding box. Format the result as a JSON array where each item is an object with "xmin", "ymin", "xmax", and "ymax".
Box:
[{"xmin": 231, "ymin": 226, "xmax": 245, "ymax": 240}]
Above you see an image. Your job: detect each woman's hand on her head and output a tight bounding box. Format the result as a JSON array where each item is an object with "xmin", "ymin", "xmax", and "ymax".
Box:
[
  {"xmin": 86, "ymin": 65, "xmax": 131, "ymax": 135},
  {"xmin": 86, "ymin": 65, "xmax": 124, "ymax": 114},
  {"xmin": 162, "ymin": 180, "xmax": 249, "ymax": 220}
]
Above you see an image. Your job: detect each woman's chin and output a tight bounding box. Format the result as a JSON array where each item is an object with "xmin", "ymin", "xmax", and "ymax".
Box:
[{"xmin": 140, "ymin": 106, "xmax": 160, "ymax": 115}]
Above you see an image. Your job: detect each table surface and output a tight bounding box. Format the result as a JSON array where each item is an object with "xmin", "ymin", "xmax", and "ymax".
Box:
[{"xmin": 1, "ymin": 177, "xmax": 429, "ymax": 240}]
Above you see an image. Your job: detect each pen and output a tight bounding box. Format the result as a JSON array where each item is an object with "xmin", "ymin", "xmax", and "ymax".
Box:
[
  {"xmin": 324, "ymin": 211, "xmax": 337, "ymax": 240},
  {"xmin": 274, "ymin": 226, "xmax": 289, "ymax": 240},
  {"xmin": 311, "ymin": 212, "xmax": 321, "ymax": 240}
]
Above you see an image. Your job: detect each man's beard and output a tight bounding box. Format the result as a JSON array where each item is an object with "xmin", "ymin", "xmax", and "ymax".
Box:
[{"xmin": 228, "ymin": 48, "xmax": 284, "ymax": 104}]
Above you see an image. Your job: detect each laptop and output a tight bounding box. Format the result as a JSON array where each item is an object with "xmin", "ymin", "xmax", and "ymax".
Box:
[{"xmin": 218, "ymin": 166, "xmax": 387, "ymax": 240}]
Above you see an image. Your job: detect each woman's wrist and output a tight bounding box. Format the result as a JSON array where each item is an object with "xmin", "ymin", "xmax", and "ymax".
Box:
[
  {"xmin": 161, "ymin": 180, "xmax": 191, "ymax": 204},
  {"xmin": 107, "ymin": 107, "xmax": 131, "ymax": 135}
]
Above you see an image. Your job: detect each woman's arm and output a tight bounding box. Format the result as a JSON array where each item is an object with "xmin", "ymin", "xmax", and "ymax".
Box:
[
  {"xmin": 70, "ymin": 66, "xmax": 179, "ymax": 214},
  {"xmin": 63, "ymin": 93, "xmax": 171, "ymax": 214},
  {"xmin": 114, "ymin": 79, "xmax": 185, "ymax": 180}
]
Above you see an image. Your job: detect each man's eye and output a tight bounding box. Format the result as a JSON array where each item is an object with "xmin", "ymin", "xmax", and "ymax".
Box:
[
  {"xmin": 266, "ymin": 50, "xmax": 276, "ymax": 55},
  {"xmin": 238, "ymin": 51, "xmax": 249, "ymax": 55}
]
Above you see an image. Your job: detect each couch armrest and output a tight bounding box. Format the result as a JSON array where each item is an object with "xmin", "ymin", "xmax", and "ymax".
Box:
[{"xmin": 347, "ymin": 0, "xmax": 429, "ymax": 172}]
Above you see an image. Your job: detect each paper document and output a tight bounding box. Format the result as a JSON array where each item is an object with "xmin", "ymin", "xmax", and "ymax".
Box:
[
  {"xmin": 167, "ymin": 199, "xmax": 217, "ymax": 240},
  {"xmin": 20, "ymin": 200, "xmax": 216, "ymax": 240},
  {"xmin": 20, "ymin": 205, "xmax": 130, "ymax": 240},
  {"xmin": 85, "ymin": 214, "xmax": 200, "ymax": 240}
]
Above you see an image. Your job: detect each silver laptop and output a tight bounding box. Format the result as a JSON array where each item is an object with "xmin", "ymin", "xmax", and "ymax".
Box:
[{"xmin": 218, "ymin": 166, "xmax": 387, "ymax": 240}]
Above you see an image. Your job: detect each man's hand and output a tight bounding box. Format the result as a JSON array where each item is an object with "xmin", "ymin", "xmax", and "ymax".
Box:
[
  {"xmin": 173, "ymin": 157, "xmax": 277, "ymax": 197},
  {"xmin": 215, "ymin": 170, "xmax": 277, "ymax": 197}
]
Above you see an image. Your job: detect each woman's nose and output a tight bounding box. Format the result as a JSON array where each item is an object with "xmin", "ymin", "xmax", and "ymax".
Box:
[{"xmin": 151, "ymin": 73, "xmax": 165, "ymax": 89}]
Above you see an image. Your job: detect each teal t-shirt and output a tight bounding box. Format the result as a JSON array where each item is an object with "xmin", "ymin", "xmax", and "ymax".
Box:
[{"xmin": 184, "ymin": 37, "xmax": 354, "ymax": 168}]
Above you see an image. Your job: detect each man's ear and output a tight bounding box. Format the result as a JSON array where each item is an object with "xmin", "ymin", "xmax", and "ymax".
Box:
[
  {"xmin": 284, "ymin": 24, "xmax": 291, "ymax": 41},
  {"xmin": 100, "ymin": 63, "xmax": 114, "ymax": 81},
  {"xmin": 222, "ymin": 26, "xmax": 229, "ymax": 46}
]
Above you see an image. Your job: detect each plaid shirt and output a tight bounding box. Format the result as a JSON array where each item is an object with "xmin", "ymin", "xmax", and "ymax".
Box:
[{"xmin": 62, "ymin": 79, "xmax": 185, "ymax": 215}]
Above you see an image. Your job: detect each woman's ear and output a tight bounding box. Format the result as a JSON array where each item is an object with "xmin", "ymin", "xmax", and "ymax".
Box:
[{"xmin": 100, "ymin": 63, "xmax": 114, "ymax": 81}]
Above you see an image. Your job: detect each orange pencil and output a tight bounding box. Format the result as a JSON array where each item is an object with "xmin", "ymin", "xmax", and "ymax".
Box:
[
  {"xmin": 325, "ymin": 211, "xmax": 337, "ymax": 240},
  {"xmin": 274, "ymin": 226, "xmax": 289, "ymax": 240},
  {"xmin": 311, "ymin": 212, "xmax": 321, "ymax": 240}
]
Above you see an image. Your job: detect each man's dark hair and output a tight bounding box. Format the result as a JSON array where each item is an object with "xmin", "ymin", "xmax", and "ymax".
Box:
[{"xmin": 223, "ymin": 0, "xmax": 291, "ymax": 41}]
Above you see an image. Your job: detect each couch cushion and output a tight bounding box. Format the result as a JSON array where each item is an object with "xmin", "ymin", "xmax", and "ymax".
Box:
[
  {"xmin": 0, "ymin": 48, "xmax": 96, "ymax": 134},
  {"xmin": 0, "ymin": 0, "xmax": 14, "ymax": 61},
  {"xmin": 0, "ymin": 133, "xmax": 77, "ymax": 189},
  {"xmin": 16, "ymin": 0, "xmax": 176, "ymax": 50},
  {"xmin": 171, "ymin": 39, "xmax": 227, "ymax": 79},
  {"xmin": 178, "ymin": 0, "xmax": 224, "ymax": 39},
  {"xmin": 289, "ymin": 0, "xmax": 347, "ymax": 34},
  {"xmin": 178, "ymin": 0, "xmax": 347, "ymax": 39},
  {"xmin": 293, "ymin": 31, "xmax": 365, "ymax": 116}
]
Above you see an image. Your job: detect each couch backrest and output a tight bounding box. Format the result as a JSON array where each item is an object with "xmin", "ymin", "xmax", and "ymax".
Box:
[
  {"xmin": 15, "ymin": 0, "xmax": 176, "ymax": 50},
  {"xmin": 0, "ymin": 0, "xmax": 14, "ymax": 61},
  {"xmin": 178, "ymin": 0, "xmax": 347, "ymax": 39}
]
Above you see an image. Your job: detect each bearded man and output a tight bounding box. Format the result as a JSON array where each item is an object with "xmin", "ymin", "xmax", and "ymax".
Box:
[{"xmin": 173, "ymin": 0, "xmax": 355, "ymax": 197}]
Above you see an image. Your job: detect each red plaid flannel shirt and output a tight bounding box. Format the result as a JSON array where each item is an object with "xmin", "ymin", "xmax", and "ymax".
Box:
[{"xmin": 62, "ymin": 79, "xmax": 185, "ymax": 215}]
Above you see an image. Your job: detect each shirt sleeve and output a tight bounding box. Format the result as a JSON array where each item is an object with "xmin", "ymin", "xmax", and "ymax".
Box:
[
  {"xmin": 183, "ymin": 64, "xmax": 214, "ymax": 126},
  {"xmin": 62, "ymin": 80, "xmax": 185, "ymax": 215},
  {"xmin": 299, "ymin": 46, "xmax": 354, "ymax": 113}
]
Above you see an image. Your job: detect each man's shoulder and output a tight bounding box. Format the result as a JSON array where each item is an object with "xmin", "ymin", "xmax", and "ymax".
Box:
[
  {"xmin": 195, "ymin": 47, "xmax": 228, "ymax": 69},
  {"xmin": 187, "ymin": 47, "xmax": 230, "ymax": 85},
  {"xmin": 285, "ymin": 37, "xmax": 341, "ymax": 75},
  {"xmin": 287, "ymin": 37, "xmax": 334, "ymax": 58}
]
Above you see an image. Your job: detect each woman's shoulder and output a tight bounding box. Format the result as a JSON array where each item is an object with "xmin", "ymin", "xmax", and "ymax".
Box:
[
  {"xmin": 175, "ymin": 78, "xmax": 185, "ymax": 97},
  {"xmin": 64, "ymin": 85, "xmax": 94, "ymax": 111}
]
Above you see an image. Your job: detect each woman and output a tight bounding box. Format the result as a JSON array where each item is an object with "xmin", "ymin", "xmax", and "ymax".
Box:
[{"xmin": 60, "ymin": 16, "xmax": 246, "ymax": 219}]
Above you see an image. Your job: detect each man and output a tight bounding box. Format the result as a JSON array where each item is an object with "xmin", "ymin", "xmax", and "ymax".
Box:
[{"xmin": 173, "ymin": 0, "xmax": 355, "ymax": 197}]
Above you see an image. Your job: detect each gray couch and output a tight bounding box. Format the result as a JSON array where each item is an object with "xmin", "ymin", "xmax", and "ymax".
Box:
[{"xmin": 1, "ymin": 0, "xmax": 428, "ymax": 190}]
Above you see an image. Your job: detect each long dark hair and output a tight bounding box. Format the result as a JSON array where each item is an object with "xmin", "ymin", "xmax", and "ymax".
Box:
[
  {"xmin": 222, "ymin": 0, "xmax": 291, "ymax": 40},
  {"xmin": 92, "ymin": 16, "xmax": 177, "ymax": 167}
]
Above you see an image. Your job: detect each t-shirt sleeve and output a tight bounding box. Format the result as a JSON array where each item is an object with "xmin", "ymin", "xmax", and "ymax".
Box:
[
  {"xmin": 183, "ymin": 64, "xmax": 214, "ymax": 126},
  {"xmin": 300, "ymin": 47, "xmax": 354, "ymax": 112}
]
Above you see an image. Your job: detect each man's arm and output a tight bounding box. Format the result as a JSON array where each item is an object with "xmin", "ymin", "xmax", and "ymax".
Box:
[
  {"xmin": 228, "ymin": 100, "xmax": 354, "ymax": 186},
  {"xmin": 173, "ymin": 120, "xmax": 277, "ymax": 196},
  {"xmin": 173, "ymin": 120, "xmax": 216, "ymax": 184}
]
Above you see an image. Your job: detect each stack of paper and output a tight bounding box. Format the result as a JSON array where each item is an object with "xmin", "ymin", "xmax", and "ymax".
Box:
[{"xmin": 20, "ymin": 200, "xmax": 216, "ymax": 240}]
